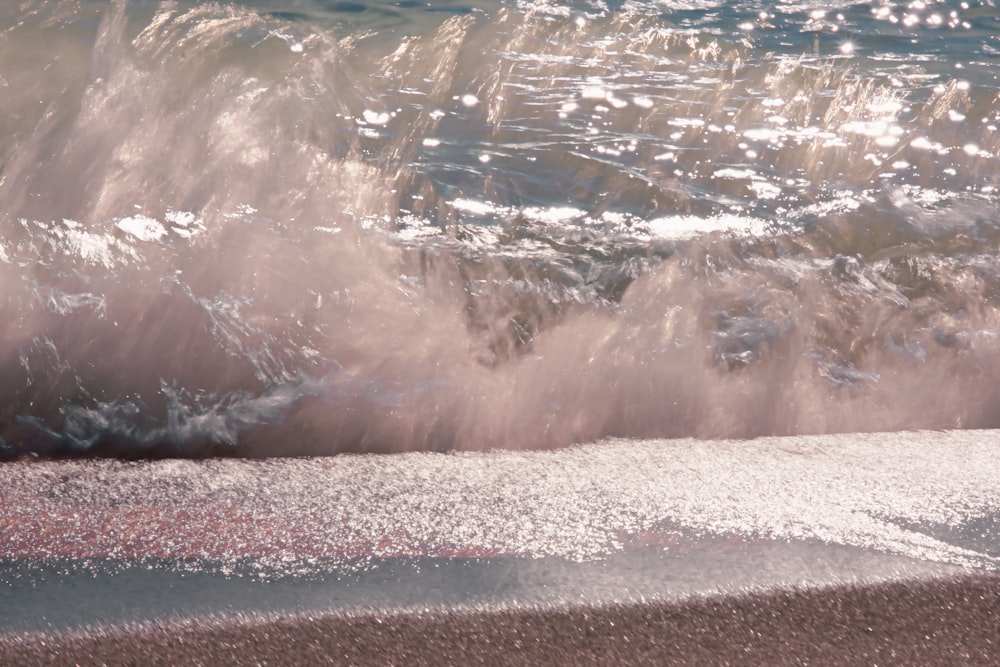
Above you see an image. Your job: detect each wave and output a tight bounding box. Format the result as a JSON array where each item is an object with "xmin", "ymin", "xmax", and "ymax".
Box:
[{"xmin": 2, "ymin": 0, "xmax": 1000, "ymax": 457}]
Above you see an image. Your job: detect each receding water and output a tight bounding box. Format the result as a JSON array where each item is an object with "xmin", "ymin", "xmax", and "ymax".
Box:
[
  {"xmin": 3, "ymin": 0, "xmax": 1000, "ymax": 457},
  {"xmin": 0, "ymin": 545, "xmax": 968, "ymax": 633}
]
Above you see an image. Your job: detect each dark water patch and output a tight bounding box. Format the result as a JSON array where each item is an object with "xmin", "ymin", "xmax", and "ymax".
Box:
[
  {"xmin": 267, "ymin": 11, "xmax": 314, "ymax": 22},
  {"xmin": 323, "ymin": 1, "xmax": 369, "ymax": 12}
]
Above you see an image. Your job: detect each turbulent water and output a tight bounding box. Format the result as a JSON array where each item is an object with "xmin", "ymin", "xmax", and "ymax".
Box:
[{"xmin": 2, "ymin": 0, "xmax": 1000, "ymax": 457}]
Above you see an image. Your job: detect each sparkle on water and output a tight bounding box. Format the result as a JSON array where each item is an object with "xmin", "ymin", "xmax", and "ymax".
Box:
[{"xmin": 1, "ymin": 0, "xmax": 1000, "ymax": 459}]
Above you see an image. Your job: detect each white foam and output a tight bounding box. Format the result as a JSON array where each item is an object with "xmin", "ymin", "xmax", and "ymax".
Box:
[
  {"xmin": 7, "ymin": 431, "xmax": 999, "ymax": 570},
  {"xmin": 451, "ymin": 198, "xmax": 506, "ymax": 217},
  {"xmin": 644, "ymin": 214, "xmax": 769, "ymax": 240},
  {"xmin": 116, "ymin": 215, "xmax": 167, "ymax": 242},
  {"xmin": 521, "ymin": 206, "xmax": 585, "ymax": 224}
]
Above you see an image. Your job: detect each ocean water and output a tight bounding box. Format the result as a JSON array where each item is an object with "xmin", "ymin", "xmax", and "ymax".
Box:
[{"xmin": 2, "ymin": 0, "xmax": 1000, "ymax": 457}]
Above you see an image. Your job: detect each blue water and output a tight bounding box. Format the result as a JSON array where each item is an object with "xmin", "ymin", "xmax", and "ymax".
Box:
[
  {"xmin": 0, "ymin": 544, "xmax": 966, "ymax": 632},
  {"xmin": 2, "ymin": 0, "xmax": 1000, "ymax": 457}
]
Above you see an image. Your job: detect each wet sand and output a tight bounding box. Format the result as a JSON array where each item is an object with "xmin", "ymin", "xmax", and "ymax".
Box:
[
  {"xmin": 2, "ymin": 434, "xmax": 999, "ymax": 664},
  {"xmin": 2, "ymin": 573, "xmax": 999, "ymax": 666}
]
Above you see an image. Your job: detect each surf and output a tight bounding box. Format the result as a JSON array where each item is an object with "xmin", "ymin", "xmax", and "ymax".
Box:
[{"xmin": 2, "ymin": 0, "xmax": 1000, "ymax": 457}]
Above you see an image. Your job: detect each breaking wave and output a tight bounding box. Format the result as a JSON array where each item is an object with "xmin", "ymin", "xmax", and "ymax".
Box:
[{"xmin": 3, "ymin": 0, "xmax": 1000, "ymax": 457}]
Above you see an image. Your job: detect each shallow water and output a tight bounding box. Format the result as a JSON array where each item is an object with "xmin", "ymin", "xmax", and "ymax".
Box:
[
  {"xmin": 2, "ymin": 0, "xmax": 1000, "ymax": 456},
  {"xmin": 1, "ymin": 430, "xmax": 997, "ymax": 629},
  {"xmin": 0, "ymin": 546, "xmax": 968, "ymax": 633}
]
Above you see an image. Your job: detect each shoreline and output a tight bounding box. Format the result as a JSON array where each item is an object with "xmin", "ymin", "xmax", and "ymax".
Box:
[
  {"xmin": 3, "ymin": 573, "xmax": 998, "ymax": 665},
  {"xmin": 3, "ymin": 431, "xmax": 999, "ymax": 663}
]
